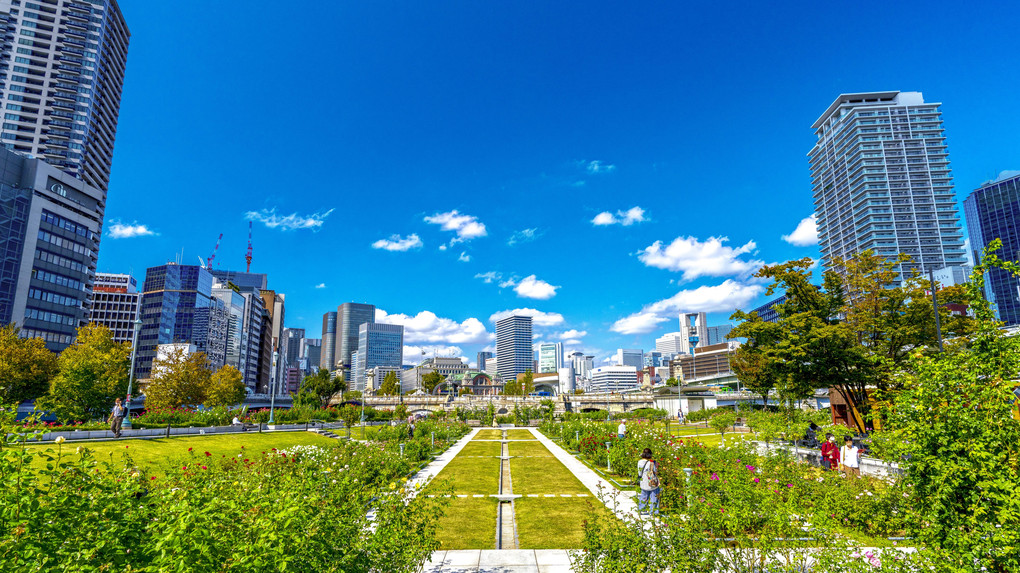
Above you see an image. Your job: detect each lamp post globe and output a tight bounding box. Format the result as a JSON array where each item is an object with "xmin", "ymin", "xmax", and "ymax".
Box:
[{"xmin": 123, "ymin": 317, "xmax": 143, "ymax": 429}]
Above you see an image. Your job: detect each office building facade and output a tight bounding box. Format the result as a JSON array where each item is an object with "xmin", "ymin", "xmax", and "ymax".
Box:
[
  {"xmin": 655, "ymin": 332, "xmax": 683, "ymax": 355},
  {"xmin": 679, "ymin": 312, "xmax": 707, "ymax": 355},
  {"xmin": 810, "ymin": 91, "xmax": 967, "ymax": 284},
  {"xmin": 476, "ymin": 350, "xmax": 494, "ymax": 370},
  {"xmin": 1, "ymin": 148, "xmax": 101, "ymax": 350},
  {"xmin": 90, "ymin": 272, "xmax": 138, "ymax": 344},
  {"xmin": 964, "ymin": 171, "xmax": 1020, "ymax": 325},
  {"xmin": 0, "ymin": 0, "xmax": 130, "ymax": 191},
  {"xmin": 211, "ymin": 285, "xmax": 246, "ymax": 378},
  {"xmin": 337, "ymin": 302, "xmax": 374, "ymax": 378},
  {"xmin": 320, "ymin": 310, "xmax": 337, "ymax": 371},
  {"xmin": 537, "ymin": 342, "xmax": 562, "ymax": 373},
  {"xmin": 354, "ymin": 322, "xmax": 403, "ymax": 391},
  {"xmin": 590, "ymin": 365, "xmax": 638, "ymax": 393},
  {"xmin": 614, "ymin": 348, "xmax": 643, "ymax": 368},
  {"xmin": 706, "ymin": 324, "xmax": 733, "ymax": 346},
  {"xmin": 496, "ymin": 314, "xmax": 533, "ymax": 380}
]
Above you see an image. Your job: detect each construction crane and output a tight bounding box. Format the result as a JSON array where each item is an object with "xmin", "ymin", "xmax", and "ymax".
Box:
[
  {"xmin": 245, "ymin": 221, "xmax": 253, "ymax": 272},
  {"xmin": 206, "ymin": 233, "xmax": 223, "ymax": 269}
]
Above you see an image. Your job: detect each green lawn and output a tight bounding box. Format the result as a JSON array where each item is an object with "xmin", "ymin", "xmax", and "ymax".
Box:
[
  {"xmin": 509, "ymin": 441, "xmax": 553, "ymax": 457},
  {"xmin": 458, "ymin": 441, "xmax": 502, "ymax": 457},
  {"xmin": 473, "ymin": 429, "xmax": 503, "ymax": 440},
  {"xmin": 19, "ymin": 432, "xmax": 338, "ymax": 474},
  {"xmin": 436, "ymin": 498, "xmax": 498, "ymax": 550},
  {"xmin": 515, "ymin": 497, "xmax": 605, "ymax": 549},
  {"xmin": 504, "ymin": 429, "xmax": 535, "ymax": 439},
  {"xmin": 510, "ymin": 453, "xmax": 589, "ymax": 495},
  {"xmin": 426, "ymin": 455, "xmax": 501, "ymax": 495}
]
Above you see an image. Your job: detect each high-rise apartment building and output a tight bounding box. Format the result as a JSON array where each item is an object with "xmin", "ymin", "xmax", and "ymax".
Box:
[
  {"xmin": 613, "ymin": 348, "xmax": 643, "ymax": 368},
  {"xmin": 964, "ymin": 171, "xmax": 1020, "ymax": 326},
  {"xmin": 537, "ymin": 342, "xmax": 562, "ymax": 373},
  {"xmin": 643, "ymin": 351, "xmax": 663, "ymax": 368},
  {"xmin": 135, "ymin": 264, "xmax": 227, "ymax": 380},
  {"xmin": 496, "ymin": 314, "xmax": 533, "ymax": 380},
  {"xmin": 0, "ymin": 0, "xmax": 130, "ymax": 191},
  {"xmin": 567, "ymin": 351, "xmax": 594, "ymax": 381},
  {"xmin": 260, "ymin": 289, "xmax": 285, "ymax": 393},
  {"xmin": 90, "ymin": 272, "xmax": 138, "ymax": 344},
  {"xmin": 354, "ymin": 322, "xmax": 403, "ymax": 391},
  {"xmin": 1, "ymin": 148, "xmax": 101, "ymax": 350},
  {"xmin": 336, "ymin": 302, "xmax": 374, "ymax": 378},
  {"xmin": 320, "ymin": 310, "xmax": 337, "ymax": 371},
  {"xmin": 810, "ymin": 92, "xmax": 966, "ymax": 284}
]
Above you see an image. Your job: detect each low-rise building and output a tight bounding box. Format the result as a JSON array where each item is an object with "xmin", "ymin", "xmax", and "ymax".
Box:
[{"xmin": 590, "ymin": 365, "xmax": 639, "ymax": 393}]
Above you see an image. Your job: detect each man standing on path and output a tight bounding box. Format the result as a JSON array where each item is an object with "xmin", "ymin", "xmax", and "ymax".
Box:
[
  {"xmin": 617, "ymin": 419, "xmax": 626, "ymax": 439},
  {"xmin": 110, "ymin": 398, "xmax": 126, "ymax": 438}
]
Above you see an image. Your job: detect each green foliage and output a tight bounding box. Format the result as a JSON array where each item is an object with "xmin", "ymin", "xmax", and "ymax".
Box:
[
  {"xmin": 38, "ymin": 323, "xmax": 128, "ymax": 422},
  {"xmin": 664, "ymin": 377, "xmax": 678, "ymax": 386},
  {"xmin": 0, "ymin": 324, "xmax": 57, "ymax": 405},
  {"xmin": 144, "ymin": 347, "xmax": 212, "ymax": 410},
  {"xmin": 298, "ymin": 369, "xmax": 345, "ymax": 408},
  {"xmin": 421, "ymin": 371, "xmax": 444, "ymax": 393},
  {"xmin": 204, "ymin": 364, "xmax": 246, "ymax": 408},
  {"xmin": 338, "ymin": 404, "xmax": 360, "ymax": 428},
  {"xmin": 707, "ymin": 411, "xmax": 737, "ymax": 439},
  {"xmin": 378, "ymin": 371, "xmax": 400, "ymax": 396},
  {"xmin": 502, "ymin": 370, "xmax": 535, "ymax": 396},
  {"xmin": 394, "ymin": 403, "xmax": 408, "ymax": 421}
]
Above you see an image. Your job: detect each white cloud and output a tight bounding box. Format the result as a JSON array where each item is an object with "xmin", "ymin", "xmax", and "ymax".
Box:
[
  {"xmin": 372, "ymin": 233, "xmax": 423, "ymax": 252},
  {"xmin": 637, "ymin": 236, "xmax": 764, "ymax": 281},
  {"xmin": 424, "ymin": 210, "xmax": 488, "ymax": 243},
  {"xmin": 458, "ymin": 252, "xmax": 471, "ymax": 262},
  {"xmin": 402, "ymin": 345, "xmax": 463, "ymax": 365},
  {"xmin": 376, "ymin": 309, "xmax": 492, "ymax": 345},
  {"xmin": 489, "ymin": 308, "xmax": 565, "ymax": 327},
  {"xmin": 586, "ymin": 160, "xmax": 616, "ymax": 174},
  {"xmin": 555, "ymin": 329, "xmax": 588, "ymax": 340},
  {"xmin": 475, "ymin": 271, "xmax": 502, "ymax": 284},
  {"xmin": 513, "ymin": 275, "xmax": 558, "ymax": 300},
  {"xmin": 245, "ymin": 208, "xmax": 334, "ymax": 231},
  {"xmin": 107, "ymin": 221, "xmax": 157, "ymax": 239},
  {"xmin": 782, "ymin": 215, "xmax": 819, "ymax": 246},
  {"xmin": 314, "ymin": 283, "xmax": 326, "ymax": 289},
  {"xmin": 507, "ymin": 228, "xmax": 540, "ymax": 246},
  {"xmin": 564, "ymin": 339, "xmax": 583, "ymax": 346},
  {"xmin": 611, "ymin": 280, "xmax": 764, "ymax": 335},
  {"xmin": 591, "ymin": 206, "xmax": 646, "ymax": 226},
  {"xmin": 439, "ymin": 244, "xmax": 448, "ymax": 251}
]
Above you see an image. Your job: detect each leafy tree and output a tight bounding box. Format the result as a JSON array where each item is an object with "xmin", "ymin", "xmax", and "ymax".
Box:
[
  {"xmin": 421, "ymin": 371, "xmax": 444, "ymax": 393},
  {"xmin": 664, "ymin": 377, "xmax": 678, "ymax": 386},
  {"xmin": 39, "ymin": 324, "xmax": 127, "ymax": 422},
  {"xmin": 0, "ymin": 323, "xmax": 58, "ymax": 405},
  {"xmin": 204, "ymin": 365, "xmax": 245, "ymax": 408},
  {"xmin": 882, "ymin": 241, "xmax": 1020, "ymax": 571},
  {"xmin": 708, "ymin": 411, "xmax": 737, "ymax": 443},
  {"xmin": 337, "ymin": 404, "xmax": 359, "ymax": 430},
  {"xmin": 726, "ymin": 317, "xmax": 782, "ymax": 407},
  {"xmin": 502, "ymin": 370, "xmax": 534, "ymax": 396},
  {"xmin": 298, "ymin": 369, "xmax": 344, "ymax": 408},
  {"xmin": 378, "ymin": 371, "xmax": 400, "ymax": 396},
  {"xmin": 521, "ymin": 370, "xmax": 535, "ymax": 395},
  {"xmin": 144, "ymin": 348, "xmax": 212, "ymax": 410},
  {"xmin": 345, "ymin": 390, "xmax": 362, "ymax": 401},
  {"xmin": 394, "ymin": 403, "xmax": 408, "ymax": 421}
]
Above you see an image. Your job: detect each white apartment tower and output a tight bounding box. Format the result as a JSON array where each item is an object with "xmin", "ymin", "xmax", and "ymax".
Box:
[{"xmin": 810, "ymin": 92, "xmax": 967, "ymax": 284}]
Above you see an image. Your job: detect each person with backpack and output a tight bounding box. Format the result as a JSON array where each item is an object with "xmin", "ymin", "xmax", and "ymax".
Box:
[{"xmin": 637, "ymin": 448, "xmax": 660, "ymax": 515}]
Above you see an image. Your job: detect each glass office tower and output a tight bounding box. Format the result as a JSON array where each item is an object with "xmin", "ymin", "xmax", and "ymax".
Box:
[
  {"xmin": 496, "ymin": 314, "xmax": 533, "ymax": 380},
  {"xmin": 810, "ymin": 92, "xmax": 967, "ymax": 284},
  {"xmin": 964, "ymin": 171, "xmax": 1020, "ymax": 326},
  {"xmin": 355, "ymin": 322, "xmax": 403, "ymax": 391}
]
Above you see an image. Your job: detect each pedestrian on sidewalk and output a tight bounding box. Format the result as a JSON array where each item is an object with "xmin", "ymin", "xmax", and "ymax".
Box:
[
  {"xmin": 637, "ymin": 448, "xmax": 660, "ymax": 515},
  {"xmin": 109, "ymin": 398, "xmax": 126, "ymax": 438},
  {"xmin": 840, "ymin": 436, "xmax": 861, "ymax": 478},
  {"xmin": 820, "ymin": 433, "xmax": 839, "ymax": 470},
  {"xmin": 617, "ymin": 419, "xmax": 626, "ymax": 439}
]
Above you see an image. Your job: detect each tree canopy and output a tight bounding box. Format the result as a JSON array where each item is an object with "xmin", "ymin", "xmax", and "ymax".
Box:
[
  {"xmin": 144, "ymin": 348, "xmax": 212, "ymax": 410},
  {"xmin": 204, "ymin": 365, "xmax": 246, "ymax": 408},
  {"xmin": 421, "ymin": 371, "xmax": 444, "ymax": 393},
  {"xmin": 0, "ymin": 323, "xmax": 57, "ymax": 406},
  {"xmin": 501, "ymin": 370, "xmax": 534, "ymax": 396},
  {"xmin": 378, "ymin": 371, "xmax": 400, "ymax": 396},
  {"xmin": 296, "ymin": 369, "xmax": 344, "ymax": 408},
  {"xmin": 39, "ymin": 324, "xmax": 128, "ymax": 422}
]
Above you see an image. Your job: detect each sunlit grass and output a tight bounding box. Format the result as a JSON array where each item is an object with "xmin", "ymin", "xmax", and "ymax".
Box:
[
  {"xmin": 515, "ymin": 497, "xmax": 608, "ymax": 549},
  {"xmin": 436, "ymin": 498, "xmax": 498, "ymax": 549},
  {"xmin": 426, "ymin": 455, "xmax": 501, "ymax": 495}
]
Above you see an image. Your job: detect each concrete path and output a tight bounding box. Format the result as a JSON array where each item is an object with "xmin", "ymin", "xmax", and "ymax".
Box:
[{"xmin": 421, "ymin": 549, "xmax": 573, "ymax": 573}]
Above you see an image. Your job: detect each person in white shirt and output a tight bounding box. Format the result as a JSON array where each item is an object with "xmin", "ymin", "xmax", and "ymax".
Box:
[
  {"xmin": 617, "ymin": 420, "xmax": 626, "ymax": 439},
  {"xmin": 840, "ymin": 436, "xmax": 861, "ymax": 478}
]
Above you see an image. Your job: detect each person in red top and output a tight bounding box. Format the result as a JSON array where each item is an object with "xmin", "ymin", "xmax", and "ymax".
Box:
[{"xmin": 820, "ymin": 433, "xmax": 840, "ymax": 470}]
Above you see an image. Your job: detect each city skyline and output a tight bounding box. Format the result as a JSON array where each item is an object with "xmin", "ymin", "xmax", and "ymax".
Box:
[{"xmin": 88, "ymin": 1, "xmax": 1019, "ymax": 367}]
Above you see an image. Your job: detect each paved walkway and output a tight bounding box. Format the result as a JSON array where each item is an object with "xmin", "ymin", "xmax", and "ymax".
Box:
[{"xmin": 421, "ymin": 549, "xmax": 573, "ymax": 573}]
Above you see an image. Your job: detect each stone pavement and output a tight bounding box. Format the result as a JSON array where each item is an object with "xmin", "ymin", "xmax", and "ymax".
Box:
[{"xmin": 421, "ymin": 549, "xmax": 574, "ymax": 573}]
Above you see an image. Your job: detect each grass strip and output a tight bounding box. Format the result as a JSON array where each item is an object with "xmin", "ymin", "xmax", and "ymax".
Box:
[
  {"xmin": 426, "ymin": 454, "xmax": 501, "ymax": 495},
  {"xmin": 473, "ymin": 429, "xmax": 503, "ymax": 440},
  {"xmin": 504, "ymin": 429, "xmax": 534, "ymax": 439},
  {"xmin": 509, "ymin": 441, "xmax": 554, "ymax": 458},
  {"xmin": 20, "ymin": 432, "xmax": 338, "ymax": 474},
  {"xmin": 510, "ymin": 451, "xmax": 589, "ymax": 495},
  {"xmin": 458, "ymin": 441, "xmax": 502, "ymax": 457},
  {"xmin": 436, "ymin": 497, "xmax": 498, "ymax": 550},
  {"xmin": 515, "ymin": 497, "xmax": 609, "ymax": 549}
]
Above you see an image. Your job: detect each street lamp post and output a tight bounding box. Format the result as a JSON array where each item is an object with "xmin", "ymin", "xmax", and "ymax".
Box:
[
  {"xmin": 123, "ymin": 317, "xmax": 143, "ymax": 429},
  {"xmin": 268, "ymin": 351, "xmax": 278, "ymax": 425}
]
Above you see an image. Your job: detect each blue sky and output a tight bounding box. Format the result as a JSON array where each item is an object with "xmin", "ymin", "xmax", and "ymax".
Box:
[{"xmin": 98, "ymin": 1, "xmax": 1020, "ymax": 366}]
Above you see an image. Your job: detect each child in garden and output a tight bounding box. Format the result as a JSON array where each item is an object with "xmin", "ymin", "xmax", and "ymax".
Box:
[
  {"xmin": 637, "ymin": 448, "xmax": 660, "ymax": 515},
  {"xmin": 820, "ymin": 433, "xmax": 839, "ymax": 470}
]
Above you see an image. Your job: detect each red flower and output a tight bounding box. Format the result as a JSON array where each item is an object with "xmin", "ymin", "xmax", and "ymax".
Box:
[
  {"xmin": 150, "ymin": 476, "xmax": 157, "ymax": 480},
  {"xmin": 204, "ymin": 451, "xmax": 211, "ymax": 457}
]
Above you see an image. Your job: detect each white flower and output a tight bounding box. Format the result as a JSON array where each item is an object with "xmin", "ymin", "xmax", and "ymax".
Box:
[{"xmin": 54, "ymin": 436, "xmax": 66, "ymax": 444}]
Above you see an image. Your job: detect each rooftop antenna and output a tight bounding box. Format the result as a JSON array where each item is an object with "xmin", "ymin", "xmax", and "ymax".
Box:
[{"xmin": 245, "ymin": 221, "xmax": 253, "ymax": 272}]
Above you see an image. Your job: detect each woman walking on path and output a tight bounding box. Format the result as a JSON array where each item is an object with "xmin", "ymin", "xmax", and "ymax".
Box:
[
  {"xmin": 109, "ymin": 398, "xmax": 126, "ymax": 438},
  {"xmin": 637, "ymin": 448, "xmax": 660, "ymax": 515}
]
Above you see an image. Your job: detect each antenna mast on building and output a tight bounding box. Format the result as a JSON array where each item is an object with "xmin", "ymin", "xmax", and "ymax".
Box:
[
  {"xmin": 245, "ymin": 221, "xmax": 253, "ymax": 272},
  {"xmin": 207, "ymin": 233, "xmax": 223, "ymax": 269}
]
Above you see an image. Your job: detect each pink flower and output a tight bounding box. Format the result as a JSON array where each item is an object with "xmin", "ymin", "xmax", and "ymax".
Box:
[{"xmin": 753, "ymin": 477, "xmax": 760, "ymax": 483}]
